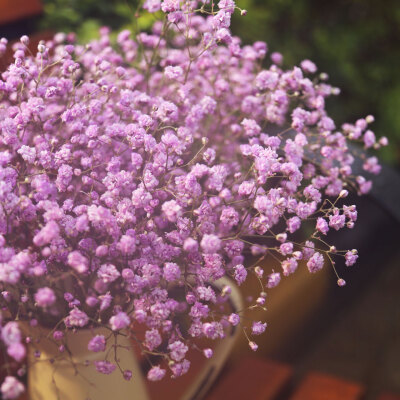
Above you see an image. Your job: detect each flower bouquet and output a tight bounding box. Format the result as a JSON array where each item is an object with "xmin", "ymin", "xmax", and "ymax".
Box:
[{"xmin": 0, "ymin": 0, "xmax": 387, "ymax": 399}]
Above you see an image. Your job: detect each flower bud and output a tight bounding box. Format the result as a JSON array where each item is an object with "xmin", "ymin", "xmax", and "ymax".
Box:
[
  {"xmin": 276, "ymin": 233, "xmax": 287, "ymax": 243},
  {"xmin": 221, "ymin": 285, "xmax": 231, "ymax": 297},
  {"xmin": 249, "ymin": 341, "xmax": 258, "ymax": 351},
  {"xmin": 365, "ymin": 115, "xmax": 375, "ymax": 124},
  {"xmin": 20, "ymin": 35, "xmax": 29, "ymax": 46},
  {"xmin": 337, "ymin": 278, "xmax": 346, "ymax": 287},
  {"xmin": 256, "ymin": 297, "xmax": 265, "ymax": 305}
]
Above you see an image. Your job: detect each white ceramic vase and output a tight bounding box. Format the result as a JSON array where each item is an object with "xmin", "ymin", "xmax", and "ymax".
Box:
[
  {"xmin": 27, "ymin": 277, "xmax": 243, "ymax": 400},
  {"xmin": 27, "ymin": 327, "xmax": 149, "ymax": 400}
]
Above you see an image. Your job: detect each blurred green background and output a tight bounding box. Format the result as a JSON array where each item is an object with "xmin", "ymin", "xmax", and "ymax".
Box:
[{"xmin": 38, "ymin": 0, "xmax": 400, "ymax": 164}]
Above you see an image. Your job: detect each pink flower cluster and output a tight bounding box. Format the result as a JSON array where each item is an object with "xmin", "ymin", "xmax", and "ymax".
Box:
[{"xmin": 0, "ymin": 0, "xmax": 386, "ymax": 397}]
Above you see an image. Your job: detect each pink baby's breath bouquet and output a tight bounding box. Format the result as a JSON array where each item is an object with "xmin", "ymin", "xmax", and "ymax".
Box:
[{"xmin": 0, "ymin": 0, "xmax": 388, "ymax": 398}]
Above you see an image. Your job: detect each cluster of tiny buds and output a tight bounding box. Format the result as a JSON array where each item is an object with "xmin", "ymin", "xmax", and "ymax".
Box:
[{"xmin": 0, "ymin": 0, "xmax": 387, "ymax": 397}]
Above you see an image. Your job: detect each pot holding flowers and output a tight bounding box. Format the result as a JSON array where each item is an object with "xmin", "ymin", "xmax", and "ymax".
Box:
[{"xmin": 24, "ymin": 276, "xmax": 242, "ymax": 400}]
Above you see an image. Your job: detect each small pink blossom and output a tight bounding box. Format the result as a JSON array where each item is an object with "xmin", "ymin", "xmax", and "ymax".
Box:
[
  {"xmin": 109, "ymin": 311, "xmax": 130, "ymax": 331},
  {"xmin": 34, "ymin": 287, "xmax": 56, "ymax": 307},
  {"xmin": 1, "ymin": 376, "xmax": 25, "ymax": 399}
]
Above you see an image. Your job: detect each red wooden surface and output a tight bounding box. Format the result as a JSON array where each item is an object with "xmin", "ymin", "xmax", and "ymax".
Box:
[
  {"xmin": 5, "ymin": 352, "xmax": 400, "ymax": 400},
  {"xmin": 0, "ymin": 0, "xmax": 42, "ymax": 24},
  {"xmin": 146, "ymin": 348, "xmax": 211, "ymax": 400},
  {"xmin": 288, "ymin": 372, "xmax": 365, "ymax": 400},
  {"xmin": 378, "ymin": 394, "xmax": 400, "ymax": 400},
  {"xmin": 205, "ymin": 357, "xmax": 292, "ymax": 400}
]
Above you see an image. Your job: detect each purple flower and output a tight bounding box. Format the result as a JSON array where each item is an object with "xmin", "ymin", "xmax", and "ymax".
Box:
[
  {"xmin": 7, "ymin": 343, "xmax": 26, "ymax": 362},
  {"xmin": 296, "ymin": 201, "xmax": 316, "ymax": 219},
  {"xmin": 337, "ymin": 278, "xmax": 346, "ymax": 287},
  {"xmin": 228, "ymin": 313, "xmax": 240, "ymax": 326},
  {"xmin": 291, "ymin": 107, "xmax": 310, "ymax": 132},
  {"xmin": 144, "ymin": 0, "xmax": 161, "ymax": 12},
  {"xmin": 64, "ymin": 308, "xmax": 89, "ymax": 328},
  {"xmin": 280, "ymin": 242, "xmax": 293, "ymax": 255},
  {"xmin": 302, "ymin": 241, "xmax": 315, "ymax": 260},
  {"xmin": 316, "ymin": 217, "xmax": 329, "ymax": 235},
  {"xmin": 147, "ymin": 365, "xmax": 166, "ymax": 381},
  {"xmin": 363, "ymin": 130, "xmax": 376, "ymax": 148},
  {"xmin": 123, "ymin": 370, "xmax": 133, "ymax": 381},
  {"xmin": 161, "ymin": 0, "xmax": 179, "ymax": 12},
  {"xmin": 67, "ymin": 251, "xmax": 89, "ymax": 274},
  {"xmin": 220, "ymin": 207, "xmax": 239, "ymax": 227},
  {"xmin": 97, "ymin": 264, "xmax": 120, "ymax": 283},
  {"xmin": 34, "ymin": 287, "xmax": 56, "ymax": 307},
  {"xmin": 145, "ymin": 329, "xmax": 162, "ymax": 351},
  {"xmin": 94, "ymin": 361, "xmax": 116, "ymax": 375},
  {"xmin": 345, "ymin": 250, "xmax": 358, "ymax": 266},
  {"xmin": 189, "ymin": 302, "xmax": 209, "ymax": 319},
  {"xmin": 200, "ymin": 234, "xmax": 221, "ymax": 254},
  {"xmin": 17, "ymin": 146, "xmax": 36, "ymax": 163},
  {"xmin": 251, "ymin": 321, "xmax": 267, "ymax": 335},
  {"xmin": 117, "ymin": 235, "xmax": 136, "ymax": 255},
  {"xmin": 88, "ymin": 335, "xmax": 106, "ymax": 352},
  {"xmin": 53, "ymin": 331, "xmax": 64, "ymax": 340},
  {"xmin": 33, "ymin": 221, "xmax": 59, "ymax": 246},
  {"xmin": 266, "ymin": 272, "xmax": 281, "ymax": 289},
  {"xmin": 300, "ymin": 59, "xmax": 317, "ymax": 74},
  {"xmin": 168, "ymin": 340, "xmax": 188, "ymax": 362},
  {"xmin": 56, "ymin": 164, "xmax": 73, "ymax": 192},
  {"xmin": 329, "ymin": 213, "xmax": 346, "ymax": 231},
  {"xmin": 197, "ymin": 286, "xmax": 216, "ymax": 303},
  {"xmin": 109, "ymin": 311, "xmax": 130, "ymax": 331},
  {"xmin": 271, "ymin": 52, "xmax": 283, "ymax": 64},
  {"xmin": 363, "ymin": 157, "xmax": 381, "ymax": 175},
  {"xmin": 202, "ymin": 322, "xmax": 223, "ymax": 340},
  {"xmin": 183, "ymin": 238, "xmax": 198, "ymax": 252},
  {"xmin": 1, "ymin": 376, "xmax": 25, "ymax": 399},
  {"xmin": 163, "ymin": 262, "xmax": 181, "ymax": 282},
  {"xmin": 165, "ymin": 66, "xmax": 183, "ymax": 80},
  {"xmin": 255, "ymin": 70, "xmax": 279, "ymax": 91},
  {"xmin": 233, "ymin": 264, "xmax": 247, "ymax": 285},
  {"xmin": 1, "ymin": 322, "xmax": 21, "ymax": 346},
  {"xmin": 281, "ymin": 258, "xmax": 298, "ymax": 276},
  {"xmin": 241, "ymin": 118, "xmax": 261, "ymax": 137},
  {"xmin": 249, "ymin": 341, "xmax": 258, "ymax": 351},
  {"xmin": 99, "ymin": 293, "xmax": 113, "ymax": 311},
  {"xmin": 307, "ymin": 252, "xmax": 324, "ymax": 273},
  {"xmin": 287, "ymin": 217, "xmax": 301, "ymax": 233},
  {"xmin": 161, "ymin": 200, "xmax": 182, "ymax": 222},
  {"xmin": 170, "ymin": 359, "xmax": 190, "ymax": 377},
  {"xmin": 203, "ymin": 348, "xmax": 213, "ymax": 358}
]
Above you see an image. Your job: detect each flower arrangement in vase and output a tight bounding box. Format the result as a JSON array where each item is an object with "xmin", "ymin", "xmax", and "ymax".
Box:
[{"xmin": 0, "ymin": 0, "xmax": 387, "ymax": 399}]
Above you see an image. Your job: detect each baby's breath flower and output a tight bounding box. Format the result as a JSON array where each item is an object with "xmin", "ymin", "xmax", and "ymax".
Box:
[{"xmin": 0, "ymin": 0, "xmax": 385, "ymax": 391}]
